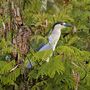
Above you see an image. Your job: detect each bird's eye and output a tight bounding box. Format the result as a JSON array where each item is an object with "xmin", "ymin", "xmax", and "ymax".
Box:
[{"xmin": 61, "ymin": 23, "xmax": 63, "ymax": 25}]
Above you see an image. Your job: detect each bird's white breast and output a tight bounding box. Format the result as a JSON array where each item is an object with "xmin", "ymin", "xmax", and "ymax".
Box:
[{"xmin": 49, "ymin": 29, "xmax": 61, "ymax": 51}]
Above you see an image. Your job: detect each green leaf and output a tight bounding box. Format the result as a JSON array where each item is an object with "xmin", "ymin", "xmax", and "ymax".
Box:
[{"xmin": 37, "ymin": 55, "xmax": 65, "ymax": 78}]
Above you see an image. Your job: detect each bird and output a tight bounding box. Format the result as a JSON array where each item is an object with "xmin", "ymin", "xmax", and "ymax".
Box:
[{"xmin": 26, "ymin": 21, "xmax": 73, "ymax": 68}]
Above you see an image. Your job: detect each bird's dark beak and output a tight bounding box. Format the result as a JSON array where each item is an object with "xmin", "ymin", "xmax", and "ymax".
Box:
[{"xmin": 63, "ymin": 23, "xmax": 73, "ymax": 27}]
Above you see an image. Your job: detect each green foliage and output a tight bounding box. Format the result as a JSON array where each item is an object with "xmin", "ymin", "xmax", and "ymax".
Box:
[
  {"xmin": 30, "ymin": 35, "xmax": 47, "ymax": 51},
  {"xmin": 0, "ymin": 67, "xmax": 20, "ymax": 85},
  {"xmin": 0, "ymin": 0, "xmax": 90, "ymax": 90},
  {"xmin": 37, "ymin": 56, "xmax": 64, "ymax": 78}
]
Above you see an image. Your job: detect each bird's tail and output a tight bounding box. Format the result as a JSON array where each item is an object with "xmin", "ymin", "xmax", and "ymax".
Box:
[
  {"xmin": 25, "ymin": 59, "xmax": 35, "ymax": 69},
  {"xmin": 26, "ymin": 62, "xmax": 32, "ymax": 69}
]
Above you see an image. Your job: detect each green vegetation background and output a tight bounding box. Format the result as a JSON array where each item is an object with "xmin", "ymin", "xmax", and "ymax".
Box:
[{"xmin": 0, "ymin": 0, "xmax": 90, "ymax": 90}]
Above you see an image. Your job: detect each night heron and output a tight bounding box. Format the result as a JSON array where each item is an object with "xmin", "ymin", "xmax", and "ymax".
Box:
[{"xmin": 27, "ymin": 22, "xmax": 73, "ymax": 68}]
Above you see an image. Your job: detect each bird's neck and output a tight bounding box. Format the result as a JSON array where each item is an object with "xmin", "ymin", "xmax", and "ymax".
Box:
[
  {"xmin": 49, "ymin": 28, "xmax": 61, "ymax": 50},
  {"xmin": 52, "ymin": 28, "xmax": 61, "ymax": 35}
]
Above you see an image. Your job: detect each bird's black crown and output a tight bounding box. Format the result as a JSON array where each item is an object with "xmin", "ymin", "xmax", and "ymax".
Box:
[{"xmin": 52, "ymin": 21, "xmax": 64, "ymax": 29}]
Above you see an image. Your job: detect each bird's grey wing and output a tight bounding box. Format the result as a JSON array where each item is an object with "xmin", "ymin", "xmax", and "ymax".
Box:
[
  {"xmin": 39, "ymin": 43, "xmax": 53, "ymax": 62},
  {"xmin": 39, "ymin": 43, "xmax": 52, "ymax": 51},
  {"xmin": 26, "ymin": 44, "xmax": 52, "ymax": 68}
]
